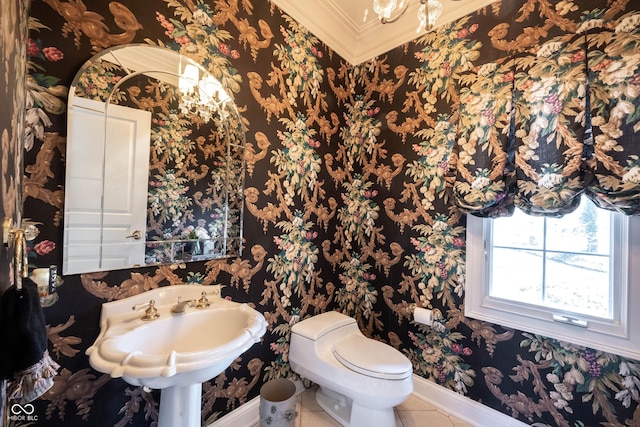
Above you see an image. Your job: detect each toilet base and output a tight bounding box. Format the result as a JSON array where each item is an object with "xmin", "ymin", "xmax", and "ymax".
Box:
[{"xmin": 315, "ymin": 386, "xmax": 397, "ymax": 427}]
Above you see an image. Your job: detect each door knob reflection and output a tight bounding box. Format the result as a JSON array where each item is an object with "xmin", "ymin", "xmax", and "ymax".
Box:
[{"xmin": 126, "ymin": 230, "xmax": 142, "ymax": 240}]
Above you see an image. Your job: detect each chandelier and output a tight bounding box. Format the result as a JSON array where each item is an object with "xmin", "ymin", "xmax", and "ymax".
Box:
[
  {"xmin": 178, "ymin": 64, "xmax": 230, "ymax": 123},
  {"xmin": 373, "ymin": 0, "xmax": 443, "ymax": 32}
]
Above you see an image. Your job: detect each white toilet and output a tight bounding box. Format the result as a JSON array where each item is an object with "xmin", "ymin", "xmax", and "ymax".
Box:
[{"xmin": 289, "ymin": 311, "xmax": 413, "ymax": 427}]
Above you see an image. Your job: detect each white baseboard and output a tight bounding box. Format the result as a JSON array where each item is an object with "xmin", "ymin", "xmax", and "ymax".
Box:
[
  {"xmin": 210, "ymin": 375, "xmax": 529, "ymax": 427},
  {"xmin": 411, "ymin": 375, "xmax": 529, "ymax": 427},
  {"xmin": 209, "ymin": 379, "xmax": 305, "ymax": 427},
  {"xmin": 209, "ymin": 395, "xmax": 260, "ymax": 427}
]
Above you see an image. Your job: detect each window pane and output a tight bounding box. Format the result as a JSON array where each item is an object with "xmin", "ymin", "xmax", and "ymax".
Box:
[
  {"xmin": 493, "ymin": 210, "xmax": 544, "ymax": 249},
  {"xmin": 544, "ymin": 252, "xmax": 611, "ymax": 318},
  {"xmin": 546, "ymin": 198, "xmax": 611, "ymax": 255},
  {"xmin": 466, "ymin": 210, "xmax": 638, "ymax": 359},
  {"xmin": 490, "ymin": 248, "xmax": 543, "ymax": 304}
]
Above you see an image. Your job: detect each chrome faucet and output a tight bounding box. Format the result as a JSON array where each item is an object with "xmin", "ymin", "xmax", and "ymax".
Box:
[{"xmin": 171, "ymin": 298, "xmax": 196, "ymax": 314}]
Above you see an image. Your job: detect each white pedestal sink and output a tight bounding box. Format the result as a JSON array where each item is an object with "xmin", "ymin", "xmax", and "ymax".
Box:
[{"xmin": 86, "ymin": 285, "xmax": 267, "ymax": 427}]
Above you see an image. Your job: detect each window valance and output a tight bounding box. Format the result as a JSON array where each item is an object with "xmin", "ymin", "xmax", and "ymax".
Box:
[{"xmin": 453, "ymin": 26, "xmax": 640, "ymax": 217}]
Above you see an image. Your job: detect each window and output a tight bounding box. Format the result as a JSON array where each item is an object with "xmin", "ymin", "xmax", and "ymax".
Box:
[{"xmin": 465, "ymin": 198, "xmax": 640, "ymax": 359}]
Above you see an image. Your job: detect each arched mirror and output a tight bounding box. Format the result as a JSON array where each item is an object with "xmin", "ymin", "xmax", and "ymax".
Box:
[{"xmin": 63, "ymin": 44, "xmax": 245, "ymax": 275}]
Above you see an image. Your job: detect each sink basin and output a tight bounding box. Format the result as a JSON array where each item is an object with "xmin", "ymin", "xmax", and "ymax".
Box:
[{"xmin": 86, "ymin": 285, "xmax": 267, "ymax": 427}]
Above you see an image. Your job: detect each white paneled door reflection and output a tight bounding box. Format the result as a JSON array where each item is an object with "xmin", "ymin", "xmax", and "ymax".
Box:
[{"xmin": 64, "ymin": 97, "xmax": 150, "ymax": 274}]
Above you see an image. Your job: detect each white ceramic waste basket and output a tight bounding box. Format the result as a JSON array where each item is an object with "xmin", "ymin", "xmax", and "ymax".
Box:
[{"xmin": 259, "ymin": 378, "xmax": 298, "ymax": 427}]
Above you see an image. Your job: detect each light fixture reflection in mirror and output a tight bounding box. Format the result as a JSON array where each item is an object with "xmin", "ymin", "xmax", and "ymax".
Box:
[
  {"xmin": 63, "ymin": 44, "xmax": 246, "ymax": 275},
  {"xmin": 177, "ymin": 64, "xmax": 231, "ymax": 123}
]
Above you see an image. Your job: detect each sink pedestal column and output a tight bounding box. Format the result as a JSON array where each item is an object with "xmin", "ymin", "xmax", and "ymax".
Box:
[{"xmin": 158, "ymin": 384, "xmax": 202, "ymax": 427}]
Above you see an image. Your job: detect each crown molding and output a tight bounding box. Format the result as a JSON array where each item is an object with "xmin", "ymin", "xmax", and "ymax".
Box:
[{"xmin": 271, "ymin": 0, "xmax": 497, "ymax": 65}]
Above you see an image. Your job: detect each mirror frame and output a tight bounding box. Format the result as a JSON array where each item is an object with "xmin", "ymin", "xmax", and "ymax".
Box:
[{"xmin": 63, "ymin": 44, "xmax": 246, "ymax": 274}]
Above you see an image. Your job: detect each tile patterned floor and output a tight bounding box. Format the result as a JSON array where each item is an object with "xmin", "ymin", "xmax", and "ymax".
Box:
[{"xmin": 253, "ymin": 386, "xmax": 473, "ymax": 427}]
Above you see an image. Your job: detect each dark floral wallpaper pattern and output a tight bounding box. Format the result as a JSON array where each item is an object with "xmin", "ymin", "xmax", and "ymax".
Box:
[
  {"xmin": 1, "ymin": 0, "xmax": 29, "ymax": 421},
  {"xmin": 14, "ymin": 0, "xmax": 640, "ymax": 426},
  {"xmin": 1, "ymin": 0, "xmax": 29, "ymax": 293}
]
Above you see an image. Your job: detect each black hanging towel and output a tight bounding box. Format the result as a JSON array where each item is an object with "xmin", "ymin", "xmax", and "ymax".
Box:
[{"xmin": 0, "ymin": 278, "xmax": 59, "ymax": 403}]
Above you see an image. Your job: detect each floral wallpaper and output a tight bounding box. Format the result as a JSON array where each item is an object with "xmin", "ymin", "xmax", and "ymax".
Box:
[
  {"xmin": 0, "ymin": 0, "xmax": 29, "ymax": 293},
  {"xmin": 1, "ymin": 0, "xmax": 30, "ymax": 422},
  {"xmin": 11, "ymin": 0, "xmax": 640, "ymax": 426}
]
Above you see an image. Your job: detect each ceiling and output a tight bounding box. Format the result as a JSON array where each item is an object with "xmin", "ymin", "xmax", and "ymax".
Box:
[{"xmin": 271, "ymin": 0, "xmax": 496, "ymax": 65}]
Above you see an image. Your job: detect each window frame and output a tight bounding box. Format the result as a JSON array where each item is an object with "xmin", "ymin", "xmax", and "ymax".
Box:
[{"xmin": 464, "ymin": 209, "xmax": 640, "ymax": 359}]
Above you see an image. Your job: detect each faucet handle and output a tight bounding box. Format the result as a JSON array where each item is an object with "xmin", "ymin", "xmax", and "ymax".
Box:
[
  {"xmin": 195, "ymin": 286, "xmax": 226, "ymax": 309},
  {"xmin": 196, "ymin": 292, "xmax": 211, "ymax": 309},
  {"xmin": 212, "ymin": 284, "xmax": 226, "ymax": 299},
  {"xmin": 132, "ymin": 300, "xmax": 159, "ymax": 321}
]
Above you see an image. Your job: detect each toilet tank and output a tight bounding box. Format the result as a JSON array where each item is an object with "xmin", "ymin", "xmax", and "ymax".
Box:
[{"xmin": 291, "ymin": 311, "xmax": 356, "ymax": 341}]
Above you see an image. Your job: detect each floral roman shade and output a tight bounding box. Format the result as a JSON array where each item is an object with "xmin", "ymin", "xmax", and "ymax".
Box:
[
  {"xmin": 453, "ymin": 58, "xmax": 516, "ymax": 217},
  {"xmin": 512, "ymin": 35, "xmax": 588, "ymax": 217},
  {"xmin": 585, "ymin": 28, "xmax": 640, "ymax": 215},
  {"xmin": 453, "ymin": 20, "xmax": 640, "ymax": 217}
]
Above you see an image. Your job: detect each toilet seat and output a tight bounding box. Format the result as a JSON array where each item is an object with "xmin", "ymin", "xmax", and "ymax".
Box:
[{"xmin": 332, "ymin": 336, "xmax": 412, "ymax": 380}]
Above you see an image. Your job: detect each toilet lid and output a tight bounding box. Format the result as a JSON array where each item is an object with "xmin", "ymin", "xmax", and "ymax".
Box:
[{"xmin": 332, "ymin": 336, "xmax": 412, "ymax": 380}]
